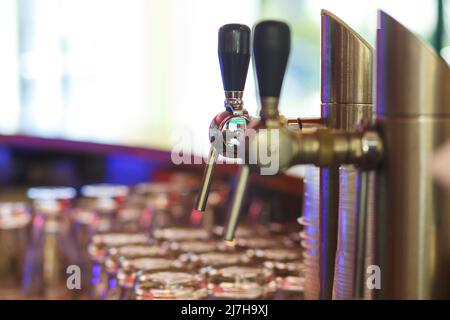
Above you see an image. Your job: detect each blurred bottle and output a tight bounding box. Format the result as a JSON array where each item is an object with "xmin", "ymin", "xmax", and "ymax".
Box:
[
  {"xmin": 23, "ymin": 186, "xmax": 78, "ymax": 299},
  {"xmin": 104, "ymin": 244, "xmax": 170, "ymax": 299},
  {"xmin": 80, "ymin": 184, "xmax": 129, "ymax": 233},
  {"xmin": 72, "ymin": 184, "xmax": 130, "ymax": 293},
  {"xmin": 0, "ymin": 202, "xmax": 31, "ymax": 299},
  {"xmin": 131, "ymin": 183, "xmax": 179, "ymax": 231}
]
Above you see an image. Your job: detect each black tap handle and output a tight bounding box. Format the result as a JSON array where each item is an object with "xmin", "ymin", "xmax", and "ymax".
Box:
[
  {"xmin": 218, "ymin": 24, "xmax": 251, "ymax": 92},
  {"xmin": 253, "ymin": 21, "xmax": 291, "ymax": 98}
]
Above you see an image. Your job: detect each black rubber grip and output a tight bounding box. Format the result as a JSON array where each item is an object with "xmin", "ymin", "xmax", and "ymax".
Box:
[
  {"xmin": 253, "ymin": 21, "xmax": 291, "ymax": 98},
  {"xmin": 218, "ymin": 24, "xmax": 251, "ymax": 91}
]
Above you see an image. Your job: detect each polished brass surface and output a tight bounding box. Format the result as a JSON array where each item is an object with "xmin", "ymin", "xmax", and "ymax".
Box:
[
  {"xmin": 377, "ymin": 14, "xmax": 450, "ymax": 117},
  {"xmin": 297, "ymin": 117, "xmax": 325, "ymax": 130},
  {"xmin": 319, "ymin": 10, "xmax": 374, "ymax": 300},
  {"xmin": 287, "ymin": 129, "xmax": 381, "ymax": 171},
  {"xmin": 376, "ymin": 118, "xmax": 450, "ymax": 299},
  {"xmin": 375, "ymin": 11, "xmax": 450, "ymax": 299},
  {"xmin": 322, "ymin": 104, "xmax": 373, "ymax": 131},
  {"xmin": 259, "ymin": 97, "xmax": 281, "ymax": 121},
  {"xmin": 321, "ymin": 10, "xmax": 373, "ymax": 107},
  {"xmin": 246, "ymin": 127, "xmax": 381, "ymax": 171}
]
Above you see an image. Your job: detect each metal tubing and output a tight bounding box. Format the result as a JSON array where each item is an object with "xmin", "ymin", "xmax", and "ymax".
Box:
[
  {"xmin": 194, "ymin": 146, "xmax": 218, "ymax": 212},
  {"xmin": 320, "ymin": 10, "xmax": 374, "ymax": 299},
  {"xmin": 224, "ymin": 165, "xmax": 250, "ymax": 241}
]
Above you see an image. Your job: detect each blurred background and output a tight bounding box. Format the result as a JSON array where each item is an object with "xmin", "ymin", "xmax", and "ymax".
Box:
[{"xmin": 0, "ymin": 0, "xmax": 448, "ymax": 153}]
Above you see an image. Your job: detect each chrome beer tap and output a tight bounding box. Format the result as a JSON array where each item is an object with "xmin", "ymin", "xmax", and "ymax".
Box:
[
  {"xmin": 192, "ymin": 24, "xmax": 252, "ymax": 217},
  {"xmin": 223, "ymin": 20, "xmax": 293, "ymax": 243},
  {"xmin": 225, "ymin": 22, "xmax": 323, "ymax": 242}
]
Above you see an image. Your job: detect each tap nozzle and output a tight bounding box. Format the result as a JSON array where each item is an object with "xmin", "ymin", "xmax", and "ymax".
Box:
[{"xmin": 193, "ymin": 24, "xmax": 251, "ymax": 215}]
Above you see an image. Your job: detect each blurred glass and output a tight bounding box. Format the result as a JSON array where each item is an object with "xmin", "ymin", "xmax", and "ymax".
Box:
[
  {"xmin": 0, "ymin": 202, "xmax": 31, "ymax": 298},
  {"xmin": 87, "ymin": 232, "xmax": 149, "ymax": 299},
  {"xmin": 79, "ymin": 183, "xmax": 129, "ymax": 232},
  {"xmin": 207, "ymin": 265, "xmax": 276, "ymax": 299},
  {"xmin": 23, "ymin": 186, "xmax": 79, "ymax": 299},
  {"xmin": 135, "ymin": 271, "xmax": 207, "ymax": 300},
  {"xmin": 116, "ymin": 257, "xmax": 181, "ymax": 300}
]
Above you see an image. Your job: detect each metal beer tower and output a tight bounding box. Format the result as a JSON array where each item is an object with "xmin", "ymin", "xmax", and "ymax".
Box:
[{"xmin": 194, "ymin": 10, "xmax": 450, "ymax": 300}]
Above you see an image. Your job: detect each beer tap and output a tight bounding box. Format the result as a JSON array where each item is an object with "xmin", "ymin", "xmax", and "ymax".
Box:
[
  {"xmin": 194, "ymin": 22, "xmax": 321, "ymax": 230},
  {"xmin": 224, "ymin": 20, "xmax": 293, "ymax": 242},
  {"xmin": 192, "ymin": 24, "xmax": 252, "ymax": 218}
]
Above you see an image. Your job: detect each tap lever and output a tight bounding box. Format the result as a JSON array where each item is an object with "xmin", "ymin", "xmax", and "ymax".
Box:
[
  {"xmin": 193, "ymin": 24, "xmax": 251, "ymax": 215},
  {"xmin": 218, "ymin": 24, "xmax": 251, "ymax": 93},
  {"xmin": 253, "ymin": 21, "xmax": 291, "ymax": 101}
]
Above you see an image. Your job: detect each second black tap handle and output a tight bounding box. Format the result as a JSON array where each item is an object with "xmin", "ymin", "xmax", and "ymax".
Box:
[
  {"xmin": 218, "ymin": 24, "xmax": 251, "ymax": 92},
  {"xmin": 253, "ymin": 21, "xmax": 291, "ymax": 98}
]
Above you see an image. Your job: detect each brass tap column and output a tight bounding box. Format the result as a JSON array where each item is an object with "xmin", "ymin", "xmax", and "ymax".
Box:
[
  {"xmin": 319, "ymin": 10, "xmax": 374, "ymax": 300},
  {"xmin": 375, "ymin": 11, "xmax": 450, "ymax": 299}
]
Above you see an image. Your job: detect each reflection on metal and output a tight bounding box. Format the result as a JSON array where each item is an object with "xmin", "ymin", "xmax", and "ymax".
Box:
[
  {"xmin": 224, "ymin": 165, "xmax": 250, "ymax": 241},
  {"xmin": 319, "ymin": 10, "xmax": 374, "ymax": 300},
  {"xmin": 376, "ymin": 11, "xmax": 450, "ymax": 299},
  {"xmin": 194, "ymin": 146, "xmax": 218, "ymax": 212}
]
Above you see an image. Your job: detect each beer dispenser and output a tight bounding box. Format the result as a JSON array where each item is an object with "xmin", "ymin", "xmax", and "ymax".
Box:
[
  {"xmin": 208, "ymin": 9, "xmax": 450, "ymax": 300},
  {"xmin": 223, "ymin": 11, "xmax": 374, "ymax": 300},
  {"xmin": 219, "ymin": 10, "xmax": 450, "ymax": 300}
]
